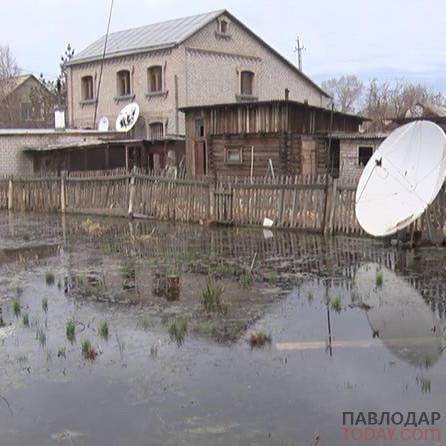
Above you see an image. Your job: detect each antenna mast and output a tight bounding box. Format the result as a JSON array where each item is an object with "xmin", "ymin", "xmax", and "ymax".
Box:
[{"xmin": 294, "ymin": 36, "xmax": 306, "ymax": 71}]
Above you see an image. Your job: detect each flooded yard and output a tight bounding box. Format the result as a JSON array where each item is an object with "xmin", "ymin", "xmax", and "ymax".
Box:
[{"xmin": 0, "ymin": 212, "xmax": 445, "ymax": 445}]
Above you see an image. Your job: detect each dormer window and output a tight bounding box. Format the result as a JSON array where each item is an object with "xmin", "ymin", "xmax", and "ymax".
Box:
[
  {"xmin": 81, "ymin": 75, "xmax": 94, "ymax": 101},
  {"xmin": 117, "ymin": 70, "xmax": 131, "ymax": 96}
]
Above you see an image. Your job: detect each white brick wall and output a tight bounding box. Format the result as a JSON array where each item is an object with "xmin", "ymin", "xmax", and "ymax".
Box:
[
  {"xmin": 339, "ymin": 138, "xmax": 384, "ymax": 182},
  {"xmin": 0, "ymin": 131, "xmax": 116, "ymax": 176}
]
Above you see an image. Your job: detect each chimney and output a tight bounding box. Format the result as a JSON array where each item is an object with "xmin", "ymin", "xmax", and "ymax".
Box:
[
  {"xmin": 54, "ymin": 105, "xmax": 66, "ymax": 130},
  {"xmin": 285, "ymin": 88, "xmax": 290, "ymax": 100}
]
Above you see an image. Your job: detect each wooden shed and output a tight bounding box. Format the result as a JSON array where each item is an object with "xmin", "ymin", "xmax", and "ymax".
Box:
[{"xmin": 181, "ymin": 100, "xmax": 366, "ymax": 177}]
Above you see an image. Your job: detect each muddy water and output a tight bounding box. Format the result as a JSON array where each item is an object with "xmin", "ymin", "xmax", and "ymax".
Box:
[{"xmin": 0, "ymin": 212, "xmax": 445, "ymax": 445}]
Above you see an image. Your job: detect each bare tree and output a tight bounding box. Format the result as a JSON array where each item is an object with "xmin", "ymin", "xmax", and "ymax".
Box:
[
  {"xmin": 58, "ymin": 43, "xmax": 75, "ymax": 106},
  {"xmin": 0, "ymin": 44, "xmax": 20, "ymax": 127},
  {"xmin": 321, "ymin": 75, "xmax": 364, "ymax": 113},
  {"xmin": 362, "ymin": 79, "xmax": 446, "ymax": 131}
]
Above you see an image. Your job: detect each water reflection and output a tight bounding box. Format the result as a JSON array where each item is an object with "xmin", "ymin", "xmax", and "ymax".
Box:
[{"xmin": 355, "ymin": 263, "xmax": 444, "ymax": 368}]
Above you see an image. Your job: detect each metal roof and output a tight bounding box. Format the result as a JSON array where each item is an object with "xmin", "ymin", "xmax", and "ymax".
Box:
[{"xmin": 69, "ymin": 10, "xmax": 224, "ymax": 65}]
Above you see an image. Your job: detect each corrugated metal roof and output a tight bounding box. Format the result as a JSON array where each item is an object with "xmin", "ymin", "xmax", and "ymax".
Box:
[{"xmin": 69, "ymin": 10, "xmax": 224, "ymax": 65}]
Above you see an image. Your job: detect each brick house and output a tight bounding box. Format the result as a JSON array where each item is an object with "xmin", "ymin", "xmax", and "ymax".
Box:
[
  {"xmin": 0, "ymin": 74, "xmax": 55, "ymax": 128},
  {"xmin": 66, "ymin": 9, "xmax": 330, "ymax": 140}
]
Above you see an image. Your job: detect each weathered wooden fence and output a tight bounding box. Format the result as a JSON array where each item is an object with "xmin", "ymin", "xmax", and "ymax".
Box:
[
  {"xmin": 0, "ymin": 179, "xmax": 8, "ymax": 210},
  {"xmin": 2, "ymin": 171, "xmax": 444, "ymax": 238},
  {"xmin": 11, "ymin": 177, "xmax": 61, "ymax": 212},
  {"xmin": 132, "ymin": 175, "xmax": 211, "ymax": 222},
  {"xmin": 65, "ymin": 175, "xmax": 129, "ymax": 216}
]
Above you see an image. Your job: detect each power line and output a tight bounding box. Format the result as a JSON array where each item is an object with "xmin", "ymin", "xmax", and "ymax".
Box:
[{"xmin": 93, "ymin": 0, "xmax": 115, "ymax": 128}]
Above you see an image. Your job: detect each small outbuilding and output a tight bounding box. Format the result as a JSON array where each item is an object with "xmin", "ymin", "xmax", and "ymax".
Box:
[{"xmin": 180, "ymin": 100, "xmax": 367, "ymax": 178}]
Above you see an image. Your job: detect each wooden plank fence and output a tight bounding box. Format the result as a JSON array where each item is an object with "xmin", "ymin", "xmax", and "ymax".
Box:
[
  {"xmin": 2, "ymin": 170, "xmax": 445, "ymax": 239},
  {"xmin": 11, "ymin": 177, "xmax": 61, "ymax": 212},
  {"xmin": 65, "ymin": 175, "xmax": 130, "ymax": 216}
]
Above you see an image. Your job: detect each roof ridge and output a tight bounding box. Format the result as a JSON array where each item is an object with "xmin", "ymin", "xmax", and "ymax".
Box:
[{"xmin": 105, "ymin": 9, "xmax": 225, "ymax": 38}]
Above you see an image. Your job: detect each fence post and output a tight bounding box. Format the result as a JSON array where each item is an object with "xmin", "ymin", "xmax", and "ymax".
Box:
[
  {"xmin": 128, "ymin": 173, "xmax": 136, "ymax": 218},
  {"xmin": 60, "ymin": 173, "xmax": 66, "ymax": 213},
  {"xmin": 209, "ymin": 181, "xmax": 215, "ymax": 220},
  {"xmin": 324, "ymin": 177, "xmax": 338, "ymax": 235},
  {"xmin": 7, "ymin": 177, "xmax": 13, "ymax": 211},
  {"xmin": 278, "ymin": 188, "xmax": 285, "ymax": 227}
]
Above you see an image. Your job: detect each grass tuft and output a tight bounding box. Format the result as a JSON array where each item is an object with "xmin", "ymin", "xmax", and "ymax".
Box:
[
  {"xmin": 240, "ymin": 271, "xmax": 254, "ymax": 288},
  {"xmin": 81, "ymin": 339, "xmax": 97, "ymax": 360},
  {"xmin": 45, "ymin": 272, "xmax": 55, "ymax": 286},
  {"xmin": 66, "ymin": 319, "xmax": 75, "ymax": 341},
  {"xmin": 248, "ymin": 329, "xmax": 272, "ymax": 348},
  {"xmin": 201, "ymin": 279, "xmax": 224, "ymax": 313},
  {"xmin": 168, "ymin": 318, "xmax": 188, "ymax": 347},
  {"xmin": 330, "ymin": 296, "xmax": 342, "ymax": 313},
  {"xmin": 22, "ymin": 312, "xmax": 30, "ymax": 327},
  {"xmin": 36, "ymin": 327, "xmax": 46, "ymax": 347},
  {"xmin": 99, "ymin": 320, "xmax": 109, "ymax": 339},
  {"xmin": 267, "ymin": 271, "xmax": 278, "ymax": 285},
  {"xmin": 13, "ymin": 299, "xmax": 21, "ymax": 317},
  {"xmin": 376, "ymin": 271, "xmax": 384, "ymax": 287}
]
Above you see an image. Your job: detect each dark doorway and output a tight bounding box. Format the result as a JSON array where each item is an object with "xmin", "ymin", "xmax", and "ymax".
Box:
[
  {"xmin": 329, "ymin": 139, "xmax": 340, "ymax": 178},
  {"xmin": 194, "ymin": 119, "xmax": 206, "ymax": 175}
]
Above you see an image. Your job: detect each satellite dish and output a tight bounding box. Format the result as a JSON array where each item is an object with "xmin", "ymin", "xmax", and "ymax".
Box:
[
  {"xmin": 98, "ymin": 116, "xmax": 109, "ymax": 132},
  {"xmin": 356, "ymin": 121, "xmax": 446, "ymax": 237},
  {"xmin": 355, "ymin": 263, "xmax": 443, "ymax": 367},
  {"xmin": 115, "ymin": 103, "xmax": 140, "ymax": 132}
]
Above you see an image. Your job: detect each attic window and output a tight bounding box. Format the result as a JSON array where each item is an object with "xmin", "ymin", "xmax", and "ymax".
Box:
[
  {"xmin": 216, "ymin": 18, "xmax": 231, "ymax": 38},
  {"xmin": 358, "ymin": 146, "xmax": 373, "ymax": 166},
  {"xmin": 219, "ymin": 19, "xmax": 228, "ymax": 34},
  {"xmin": 117, "ymin": 70, "xmax": 131, "ymax": 96},
  {"xmin": 81, "ymin": 75, "xmax": 94, "ymax": 101}
]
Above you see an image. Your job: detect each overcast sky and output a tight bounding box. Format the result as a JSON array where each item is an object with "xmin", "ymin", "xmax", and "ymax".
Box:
[{"xmin": 2, "ymin": 0, "xmax": 446, "ymax": 92}]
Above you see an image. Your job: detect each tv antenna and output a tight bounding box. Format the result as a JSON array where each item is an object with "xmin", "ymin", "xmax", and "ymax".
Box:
[{"xmin": 294, "ymin": 36, "xmax": 306, "ymax": 71}]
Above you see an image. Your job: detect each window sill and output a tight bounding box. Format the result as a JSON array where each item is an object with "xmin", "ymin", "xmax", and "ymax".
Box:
[
  {"xmin": 235, "ymin": 94, "xmax": 258, "ymax": 102},
  {"xmin": 79, "ymin": 99, "xmax": 97, "ymax": 106},
  {"xmin": 114, "ymin": 94, "xmax": 135, "ymax": 103},
  {"xmin": 215, "ymin": 31, "xmax": 231, "ymax": 39},
  {"xmin": 145, "ymin": 91, "xmax": 168, "ymax": 99}
]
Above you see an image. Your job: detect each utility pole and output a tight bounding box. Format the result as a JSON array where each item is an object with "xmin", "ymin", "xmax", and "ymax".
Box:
[{"xmin": 294, "ymin": 36, "xmax": 306, "ymax": 71}]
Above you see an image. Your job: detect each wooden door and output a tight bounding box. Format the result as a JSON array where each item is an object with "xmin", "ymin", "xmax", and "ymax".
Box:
[{"xmin": 194, "ymin": 141, "xmax": 206, "ymax": 176}]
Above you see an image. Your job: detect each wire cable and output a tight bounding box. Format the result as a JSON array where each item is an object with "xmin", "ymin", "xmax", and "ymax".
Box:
[{"xmin": 93, "ymin": 0, "xmax": 114, "ymax": 128}]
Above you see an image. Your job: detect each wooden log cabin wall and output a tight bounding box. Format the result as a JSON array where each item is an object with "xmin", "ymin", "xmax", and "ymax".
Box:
[{"xmin": 182, "ymin": 100, "xmax": 365, "ymax": 177}]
